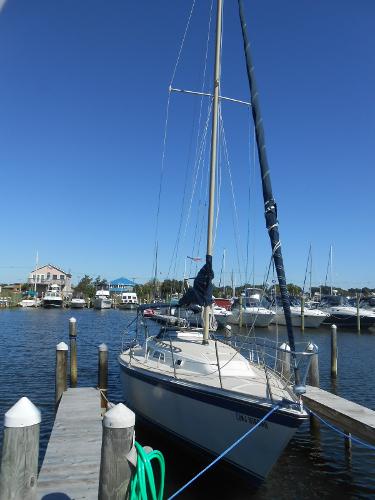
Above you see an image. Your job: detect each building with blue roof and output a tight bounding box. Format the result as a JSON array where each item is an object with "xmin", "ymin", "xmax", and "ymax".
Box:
[{"xmin": 109, "ymin": 277, "xmax": 137, "ymax": 294}]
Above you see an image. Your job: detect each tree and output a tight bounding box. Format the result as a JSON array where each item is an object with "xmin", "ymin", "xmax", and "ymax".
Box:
[
  {"xmin": 94, "ymin": 276, "xmax": 108, "ymax": 289},
  {"xmin": 74, "ymin": 275, "xmax": 96, "ymax": 298}
]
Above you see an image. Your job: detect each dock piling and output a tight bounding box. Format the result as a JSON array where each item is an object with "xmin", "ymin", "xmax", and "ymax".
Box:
[
  {"xmin": 98, "ymin": 343, "xmax": 108, "ymax": 413},
  {"xmin": 279, "ymin": 342, "xmax": 291, "ymax": 381},
  {"xmin": 239, "ymin": 295, "xmax": 243, "ymax": 329},
  {"xmin": 98, "ymin": 403, "xmax": 135, "ymax": 500},
  {"xmin": 55, "ymin": 342, "xmax": 68, "ymax": 408},
  {"xmin": 0, "ymin": 397, "xmax": 41, "ymax": 500},
  {"xmin": 301, "ymin": 295, "xmax": 305, "ymax": 332},
  {"xmin": 69, "ymin": 317, "xmax": 77, "ymax": 388},
  {"xmin": 331, "ymin": 324, "xmax": 338, "ymax": 378},
  {"xmin": 307, "ymin": 343, "xmax": 319, "ymax": 387},
  {"xmin": 356, "ymin": 293, "xmax": 361, "ymax": 334}
]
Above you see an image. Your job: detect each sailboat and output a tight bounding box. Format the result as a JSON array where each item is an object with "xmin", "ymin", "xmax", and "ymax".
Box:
[{"xmin": 119, "ymin": 0, "xmax": 310, "ymax": 482}]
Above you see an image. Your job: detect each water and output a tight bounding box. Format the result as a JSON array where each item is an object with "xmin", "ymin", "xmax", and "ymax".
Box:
[{"xmin": 0, "ymin": 308, "xmax": 374, "ymax": 499}]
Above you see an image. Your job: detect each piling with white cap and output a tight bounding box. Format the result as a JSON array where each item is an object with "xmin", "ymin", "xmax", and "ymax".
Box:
[
  {"xmin": 69, "ymin": 317, "xmax": 78, "ymax": 388},
  {"xmin": 331, "ymin": 324, "xmax": 338, "ymax": 378},
  {"xmin": 98, "ymin": 403, "xmax": 136, "ymax": 500},
  {"xmin": 279, "ymin": 342, "xmax": 291, "ymax": 381},
  {"xmin": 98, "ymin": 343, "xmax": 108, "ymax": 413},
  {"xmin": 306, "ymin": 342, "xmax": 319, "ymax": 387},
  {"xmin": 56, "ymin": 341, "xmax": 68, "ymax": 408},
  {"xmin": 0, "ymin": 397, "xmax": 41, "ymax": 500}
]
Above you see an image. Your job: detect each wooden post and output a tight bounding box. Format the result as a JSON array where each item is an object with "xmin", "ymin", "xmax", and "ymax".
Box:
[
  {"xmin": 279, "ymin": 342, "xmax": 291, "ymax": 381},
  {"xmin": 0, "ymin": 397, "xmax": 41, "ymax": 500},
  {"xmin": 301, "ymin": 295, "xmax": 305, "ymax": 332},
  {"xmin": 56, "ymin": 342, "xmax": 68, "ymax": 408},
  {"xmin": 98, "ymin": 343, "xmax": 108, "ymax": 413},
  {"xmin": 306, "ymin": 342, "xmax": 319, "ymax": 387},
  {"xmin": 239, "ymin": 295, "xmax": 243, "ymax": 329},
  {"xmin": 98, "ymin": 403, "xmax": 135, "ymax": 500},
  {"xmin": 356, "ymin": 293, "xmax": 361, "ymax": 334},
  {"xmin": 331, "ymin": 324, "xmax": 338, "ymax": 378},
  {"xmin": 69, "ymin": 317, "xmax": 77, "ymax": 388}
]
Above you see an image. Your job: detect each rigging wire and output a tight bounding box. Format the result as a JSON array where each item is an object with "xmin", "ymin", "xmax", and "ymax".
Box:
[{"xmin": 152, "ymin": 0, "xmax": 197, "ymax": 283}]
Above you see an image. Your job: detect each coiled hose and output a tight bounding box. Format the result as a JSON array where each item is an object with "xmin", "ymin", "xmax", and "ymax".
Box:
[{"xmin": 130, "ymin": 441, "xmax": 165, "ymax": 500}]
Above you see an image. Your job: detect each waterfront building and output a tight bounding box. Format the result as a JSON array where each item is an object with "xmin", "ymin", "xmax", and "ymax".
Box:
[
  {"xmin": 109, "ymin": 277, "xmax": 136, "ymax": 294},
  {"xmin": 28, "ymin": 264, "xmax": 72, "ymax": 298}
]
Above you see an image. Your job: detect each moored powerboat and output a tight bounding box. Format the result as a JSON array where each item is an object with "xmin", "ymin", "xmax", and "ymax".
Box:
[
  {"xmin": 42, "ymin": 284, "xmax": 63, "ymax": 308},
  {"xmin": 70, "ymin": 297, "xmax": 87, "ymax": 309},
  {"xmin": 320, "ymin": 295, "xmax": 375, "ymax": 328},
  {"xmin": 118, "ymin": 292, "xmax": 139, "ymax": 310},
  {"xmin": 93, "ymin": 289, "xmax": 112, "ymax": 309},
  {"xmin": 271, "ymin": 297, "xmax": 328, "ymax": 328}
]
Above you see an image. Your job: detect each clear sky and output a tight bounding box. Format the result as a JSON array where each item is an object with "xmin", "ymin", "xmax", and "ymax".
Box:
[{"xmin": 0, "ymin": 0, "xmax": 374, "ymax": 289}]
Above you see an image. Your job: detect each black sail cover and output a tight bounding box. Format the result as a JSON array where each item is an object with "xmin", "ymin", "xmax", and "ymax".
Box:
[{"xmin": 179, "ymin": 255, "xmax": 214, "ymax": 307}]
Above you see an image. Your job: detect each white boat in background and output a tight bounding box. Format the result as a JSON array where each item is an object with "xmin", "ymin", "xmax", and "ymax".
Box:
[
  {"xmin": 93, "ymin": 289, "xmax": 112, "ymax": 309},
  {"xmin": 271, "ymin": 297, "xmax": 328, "ymax": 328},
  {"xmin": 213, "ymin": 303, "xmax": 232, "ymax": 327},
  {"xmin": 320, "ymin": 295, "xmax": 375, "ymax": 328},
  {"xmin": 119, "ymin": 0, "xmax": 309, "ymax": 483},
  {"xmin": 19, "ymin": 298, "xmax": 41, "ymax": 308},
  {"xmin": 171, "ymin": 304, "xmax": 218, "ymax": 331},
  {"xmin": 227, "ymin": 295, "xmax": 275, "ymax": 328},
  {"xmin": 42, "ymin": 284, "xmax": 63, "ymax": 308},
  {"xmin": 118, "ymin": 292, "xmax": 138, "ymax": 310},
  {"xmin": 70, "ymin": 297, "xmax": 87, "ymax": 309}
]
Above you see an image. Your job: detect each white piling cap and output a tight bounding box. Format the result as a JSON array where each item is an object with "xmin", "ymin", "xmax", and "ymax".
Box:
[
  {"xmin": 4, "ymin": 397, "xmax": 41, "ymax": 428},
  {"xmin": 56, "ymin": 341, "xmax": 68, "ymax": 351},
  {"xmin": 331, "ymin": 324, "xmax": 337, "ymax": 330},
  {"xmin": 99, "ymin": 343, "xmax": 108, "ymax": 352},
  {"xmin": 69, "ymin": 317, "xmax": 76, "ymax": 323},
  {"xmin": 103, "ymin": 403, "xmax": 135, "ymax": 429},
  {"xmin": 225, "ymin": 325, "xmax": 232, "ymax": 330},
  {"xmin": 279, "ymin": 342, "xmax": 290, "ymax": 351}
]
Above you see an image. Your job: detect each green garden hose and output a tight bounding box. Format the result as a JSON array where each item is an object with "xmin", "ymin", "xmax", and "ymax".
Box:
[{"xmin": 130, "ymin": 441, "xmax": 165, "ymax": 500}]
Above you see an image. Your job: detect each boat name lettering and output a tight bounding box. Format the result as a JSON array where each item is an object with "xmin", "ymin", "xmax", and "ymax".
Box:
[{"xmin": 235, "ymin": 412, "xmax": 268, "ymax": 429}]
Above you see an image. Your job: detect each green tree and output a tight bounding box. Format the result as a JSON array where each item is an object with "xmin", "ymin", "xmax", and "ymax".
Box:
[{"xmin": 74, "ymin": 275, "xmax": 96, "ymax": 298}]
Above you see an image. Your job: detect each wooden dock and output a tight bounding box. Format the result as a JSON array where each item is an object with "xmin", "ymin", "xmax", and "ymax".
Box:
[
  {"xmin": 37, "ymin": 387, "xmax": 103, "ymax": 500},
  {"xmin": 303, "ymin": 385, "xmax": 375, "ymax": 446}
]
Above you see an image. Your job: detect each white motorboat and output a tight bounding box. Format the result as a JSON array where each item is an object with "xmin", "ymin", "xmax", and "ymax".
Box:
[
  {"xmin": 70, "ymin": 297, "xmax": 87, "ymax": 309},
  {"xmin": 19, "ymin": 297, "xmax": 41, "ymax": 308},
  {"xmin": 93, "ymin": 289, "xmax": 112, "ymax": 309},
  {"xmin": 227, "ymin": 297, "xmax": 275, "ymax": 328},
  {"xmin": 171, "ymin": 304, "xmax": 218, "ymax": 331},
  {"xmin": 119, "ymin": 0, "xmax": 309, "ymax": 483},
  {"xmin": 118, "ymin": 292, "xmax": 139, "ymax": 310},
  {"xmin": 213, "ymin": 304, "xmax": 233, "ymax": 327},
  {"xmin": 320, "ymin": 295, "xmax": 375, "ymax": 328},
  {"xmin": 271, "ymin": 298, "xmax": 328, "ymax": 328},
  {"xmin": 42, "ymin": 284, "xmax": 63, "ymax": 308}
]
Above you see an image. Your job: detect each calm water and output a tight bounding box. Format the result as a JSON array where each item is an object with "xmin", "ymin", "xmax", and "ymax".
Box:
[{"xmin": 0, "ymin": 308, "xmax": 374, "ymax": 499}]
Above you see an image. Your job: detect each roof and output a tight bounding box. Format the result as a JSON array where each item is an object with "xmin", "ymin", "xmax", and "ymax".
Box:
[
  {"xmin": 110, "ymin": 277, "xmax": 136, "ymax": 286},
  {"xmin": 30, "ymin": 264, "xmax": 72, "ymax": 277}
]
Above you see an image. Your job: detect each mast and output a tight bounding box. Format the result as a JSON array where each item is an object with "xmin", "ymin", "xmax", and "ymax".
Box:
[
  {"xmin": 309, "ymin": 247, "xmax": 312, "ymax": 299},
  {"xmin": 34, "ymin": 251, "xmax": 38, "ymax": 305},
  {"xmin": 203, "ymin": 0, "xmax": 223, "ymax": 344},
  {"xmin": 238, "ymin": 0, "xmax": 302, "ymax": 389},
  {"xmin": 330, "ymin": 245, "xmax": 333, "ymax": 295},
  {"xmin": 223, "ymin": 248, "xmax": 226, "ymax": 296}
]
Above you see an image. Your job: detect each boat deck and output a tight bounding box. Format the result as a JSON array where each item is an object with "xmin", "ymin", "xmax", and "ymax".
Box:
[{"xmin": 121, "ymin": 337, "xmax": 294, "ymax": 405}]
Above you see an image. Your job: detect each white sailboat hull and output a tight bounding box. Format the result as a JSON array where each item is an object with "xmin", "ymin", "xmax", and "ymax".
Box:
[{"xmin": 119, "ymin": 362, "xmax": 303, "ymax": 482}]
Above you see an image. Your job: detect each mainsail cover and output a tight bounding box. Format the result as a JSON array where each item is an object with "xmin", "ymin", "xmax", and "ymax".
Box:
[{"xmin": 179, "ymin": 255, "xmax": 214, "ymax": 307}]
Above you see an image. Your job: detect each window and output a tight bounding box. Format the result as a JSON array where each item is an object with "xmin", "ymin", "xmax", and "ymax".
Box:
[
  {"xmin": 37, "ymin": 275, "xmax": 40, "ymax": 282},
  {"xmin": 60, "ymin": 275, "xmax": 65, "ymax": 280},
  {"xmin": 53, "ymin": 275, "xmax": 57, "ymax": 280},
  {"xmin": 47, "ymin": 273, "xmax": 51, "ymax": 280},
  {"xmin": 152, "ymin": 351, "xmax": 165, "ymax": 362}
]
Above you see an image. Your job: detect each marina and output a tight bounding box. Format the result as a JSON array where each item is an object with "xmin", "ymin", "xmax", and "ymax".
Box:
[
  {"xmin": 0, "ymin": 308, "xmax": 374, "ymax": 498},
  {"xmin": 1, "ymin": 0, "xmax": 375, "ymax": 498}
]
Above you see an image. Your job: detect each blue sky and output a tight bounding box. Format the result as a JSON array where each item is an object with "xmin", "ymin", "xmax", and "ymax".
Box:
[{"xmin": 0, "ymin": 0, "xmax": 374, "ymax": 289}]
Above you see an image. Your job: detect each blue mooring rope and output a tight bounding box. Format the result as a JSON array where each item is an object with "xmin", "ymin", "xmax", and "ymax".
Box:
[
  {"xmin": 167, "ymin": 404, "xmax": 280, "ymax": 500},
  {"xmin": 308, "ymin": 408, "xmax": 375, "ymax": 451}
]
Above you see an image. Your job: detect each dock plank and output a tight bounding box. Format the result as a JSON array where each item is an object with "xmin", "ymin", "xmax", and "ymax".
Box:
[
  {"xmin": 37, "ymin": 387, "xmax": 102, "ymax": 500},
  {"xmin": 303, "ymin": 385, "xmax": 375, "ymax": 446}
]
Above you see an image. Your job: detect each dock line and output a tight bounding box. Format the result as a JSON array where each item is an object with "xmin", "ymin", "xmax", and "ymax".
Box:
[
  {"xmin": 167, "ymin": 404, "xmax": 280, "ymax": 500},
  {"xmin": 307, "ymin": 408, "xmax": 375, "ymax": 451}
]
